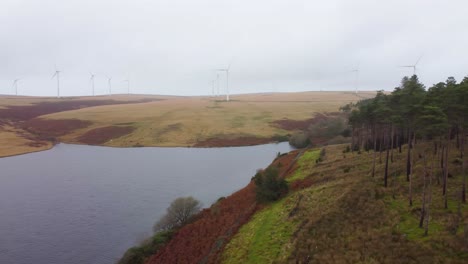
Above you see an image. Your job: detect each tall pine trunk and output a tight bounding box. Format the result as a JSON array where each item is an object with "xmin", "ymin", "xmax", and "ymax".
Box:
[
  {"xmin": 390, "ymin": 125, "xmax": 395, "ymax": 163},
  {"xmin": 409, "ymin": 132, "xmax": 415, "ymax": 206},
  {"xmin": 384, "ymin": 129, "xmax": 390, "ymax": 187},
  {"xmin": 407, "ymin": 128, "xmax": 411, "ymax": 182},
  {"xmin": 372, "ymin": 126, "xmax": 377, "ymax": 177},
  {"xmin": 444, "ymin": 128, "xmax": 450, "ymax": 209}
]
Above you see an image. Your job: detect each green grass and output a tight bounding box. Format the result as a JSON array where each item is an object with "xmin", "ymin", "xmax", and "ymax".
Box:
[
  {"xmin": 221, "ymin": 195, "xmax": 300, "ymax": 264},
  {"xmin": 287, "ymin": 149, "xmax": 321, "ymax": 182}
]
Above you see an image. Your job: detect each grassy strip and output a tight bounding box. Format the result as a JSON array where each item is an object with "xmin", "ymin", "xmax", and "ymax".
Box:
[
  {"xmin": 286, "ymin": 149, "xmax": 320, "ymax": 182},
  {"xmin": 221, "ymin": 195, "xmax": 299, "ymax": 264}
]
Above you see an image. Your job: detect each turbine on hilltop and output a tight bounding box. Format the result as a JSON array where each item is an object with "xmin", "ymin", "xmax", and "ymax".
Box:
[{"xmin": 51, "ymin": 66, "xmax": 61, "ymax": 98}]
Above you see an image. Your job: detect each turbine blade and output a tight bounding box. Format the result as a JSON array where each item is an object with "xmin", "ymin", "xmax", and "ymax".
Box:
[
  {"xmin": 51, "ymin": 72, "xmax": 57, "ymax": 79},
  {"xmin": 415, "ymin": 54, "xmax": 423, "ymax": 66}
]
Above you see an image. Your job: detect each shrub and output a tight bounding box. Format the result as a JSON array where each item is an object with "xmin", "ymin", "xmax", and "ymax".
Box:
[
  {"xmin": 272, "ymin": 134, "xmax": 290, "ymax": 142},
  {"xmin": 118, "ymin": 230, "xmax": 174, "ymax": 264},
  {"xmin": 343, "ymin": 145, "xmax": 351, "ymax": 153},
  {"xmin": 308, "ymin": 116, "xmax": 346, "ymax": 138},
  {"xmin": 327, "ymin": 135, "xmax": 351, "ymax": 145},
  {"xmin": 153, "ymin": 196, "xmax": 202, "ymax": 232},
  {"xmin": 254, "ymin": 166, "xmax": 288, "ymax": 202},
  {"xmin": 289, "ymin": 132, "xmax": 310, "ymax": 148}
]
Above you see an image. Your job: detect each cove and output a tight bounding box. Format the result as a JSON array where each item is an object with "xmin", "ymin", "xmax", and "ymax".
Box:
[{"xmin": 0, "ymin": 142, "xmax": 293, "ymax": 264}]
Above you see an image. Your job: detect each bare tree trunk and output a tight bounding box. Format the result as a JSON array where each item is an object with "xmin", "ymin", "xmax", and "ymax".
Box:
[
  {"xmin": 385, "ymin": 132, "xmax": 390, "ymax": 187},
  {"xmin": 409, "ymin": 132, "xmax": 415, "ymax": 206},
  {"xmin": 407, "ymin": 128, "xmax": 411, "ymax": 182},
  {"xmin": 351, "ymin": 127, "xmax": 355, "ymax": 153},
  {"xmin": 425, "ymin": 153, "xmax": 434, "ymax": 236},
  {"xmin": 379, "ymin": 129, "xmax": 383, "ymax": 164},
  {"xmin": 444, "ymin": 129, "xmax": 450, "ymax": 209},
  {"xmin": 372, "ymin": 126, "xmax": 377, "ymax": 177},
  {"xmin": 390, "ymin": 125, "xmax": 395, "ymax": 163},
  {"xmin": 462, "ymin": 126, "xmax": 466, "ymax": 203},
  {"xmin": 419, "ymin": 153, "xmax": 428, "ymax": 228}
]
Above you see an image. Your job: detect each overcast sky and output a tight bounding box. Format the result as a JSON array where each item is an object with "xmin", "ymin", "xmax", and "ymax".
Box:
[{"xmin": 1, "ymin": 0, "xmax": 467, "ymax": 96}]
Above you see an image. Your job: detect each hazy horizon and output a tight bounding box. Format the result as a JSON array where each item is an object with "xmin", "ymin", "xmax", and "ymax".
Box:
[{"xmin": 2, "ymin": 0, "xmax": 468, "ymax": 96}]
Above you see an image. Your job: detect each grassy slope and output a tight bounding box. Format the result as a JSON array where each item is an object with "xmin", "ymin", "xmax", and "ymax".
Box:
[
  {"xmin": 221, "ymin": 143, "xmax": 468, "ymax": 263},
  {"xmin": 39, "ymin": 92, "xmax": 370, "ymax": 147}
]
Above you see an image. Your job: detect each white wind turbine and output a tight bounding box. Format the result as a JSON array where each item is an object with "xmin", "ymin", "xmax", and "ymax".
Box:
[
  {"xmin": 399, "ymin": 55, "xmax": 423, "ymax": 75},
  {"xmin": 350, "ymin": 63, "xmax": 359, "ymax": 94},
  {"xmin": 12, "ymin": 79, "xmax": 20, "ymax": 95},
  {"xmin": 216, "ymin": 73, "xmax": 220, "ymax": 97},
  {"xmin": 51, "ymin": 66, "xmax": 61, "ymax": 98},
  {"xmin": 122, "ymin": 79, "xmax": 130, "ymax": 95},
  {"xmin": 211, "ymin": 80, "xmax": 215, "ymax": 97},
  {"xmin": 106, "ymin": 76, "xmax": 112, "ymax": 95},
  {"xmin": 89, "ymin": 73, "xmax": 96, "ymax": 96},
  {"xmin": 217, "ymin": 63, "xmax": 231, "ymax": 101}
]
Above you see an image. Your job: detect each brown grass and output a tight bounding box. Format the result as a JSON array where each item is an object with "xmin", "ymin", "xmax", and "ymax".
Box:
[{"xmin": 0, "ymin": 92, "xmax": 372, "ymax": 157}]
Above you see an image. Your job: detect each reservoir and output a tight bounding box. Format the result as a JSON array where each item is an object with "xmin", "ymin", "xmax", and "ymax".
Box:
[{"xmin": 0, "ymin": 142, "xmax": 292, "ymax": 264}]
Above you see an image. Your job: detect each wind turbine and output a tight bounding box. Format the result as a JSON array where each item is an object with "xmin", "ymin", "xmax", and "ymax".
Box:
[
  {"xmin": 350, "ymin": 64, "xmax": 359, "ymax": 94},
  {"xmin": 216, "ymin": 73, "xmax": 220, "ymax": 97},
  {"xmin": 211, "ymin": 80, "xmax": 215, "ymax": 97},
  {"xmin": 399, "ymin": 55, "xmax": 423, "ymax": 75},
  {"xmin": 89, "ymin": 73, "xmax": 96, "ymax": 96},
  {"xmin": 12, "ymin": 79, "xmax": 20, "ymax": 96},
  {"xmin": 51, "ymin": 66, "xmax": 61, "ymax": 98},
  {"xmin": 106, "ymin": 76, "xmax": 112, "ymax": 95},
  {"xmin": 217, "ymin": 63, "xmax": 231, "ymax": 101},
  {"xmin": 122, "ymin": 79, "xmax": 130, "ymax": 95}
]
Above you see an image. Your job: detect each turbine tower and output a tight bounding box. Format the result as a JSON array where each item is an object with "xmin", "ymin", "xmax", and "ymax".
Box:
[
  {"xmin": 216, "ymin": 73, "xmax": 220, "ymax": 97},
  {"xmin": 106, "ymin": 76, "xmax": 112, "ymax": 95},
  {"xmin": 399, "ymin": 55, "xmax": 423, "ymax": 75},
  {"xmin": 123, "ymin": 79, "xmax": 130, "ymax": 95},
  {"xmin": 51, "ymin": 66, "xmax": 61, "ymax": 98},
  {"xmin": 12, "ymin": 79, "xmax": 20, "ymax": 96},
  {"xmin": 211, "ymin": 80, "xmax": 215, "ymax": 97},
  {"xmin": 217, "ymin": 63, "xmax": 231, "ymax": 101},
  {"xmin": 89, "ymin": 73, "xmax": 95, "ymax": 96},
  {"xmin": 351, "ymin": 64, "xmax": 359, "ymax": 94}
]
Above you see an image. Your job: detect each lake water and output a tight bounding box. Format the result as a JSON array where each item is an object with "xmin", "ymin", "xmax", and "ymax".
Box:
[{"xmin": 0, "ymin": 143, "xmax": 293, "ymax": 264}]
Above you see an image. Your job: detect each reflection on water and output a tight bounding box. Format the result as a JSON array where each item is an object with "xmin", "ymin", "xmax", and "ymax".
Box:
[{"xmin": 0, "ymin": 143, "xmax": 292, "ymax": 264}]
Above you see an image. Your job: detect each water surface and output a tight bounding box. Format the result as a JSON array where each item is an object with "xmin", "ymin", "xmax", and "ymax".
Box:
[{"xmin": 0, "ymin": 143, "xmax": 292, "ymax": 264}]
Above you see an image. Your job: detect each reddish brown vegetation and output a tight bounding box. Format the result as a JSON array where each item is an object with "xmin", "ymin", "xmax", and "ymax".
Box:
[
  {"xmin": 290, "ymin": 177, "xmax": 314, "ymax": 191},
  {"xmin": 272, "ymin": 112, "xmax": 341, "ymax": 131},
  {"xmin": 145, "ymin": 152, "xmax": 299, "ymax": 264},
  {"xmin": 194, "ymin": 136, "xmax": 273, "ymax": 147},
  {"xmin": 0, "ymin": 99, "xmax": 156, "ymax": 121},
  {"xmin": 22, "ymin": 118, "xmax": 92, "ymax": 139},
  {"xmin": 77, "ymin": 126, "xmax": 135, "ymax": 145}
]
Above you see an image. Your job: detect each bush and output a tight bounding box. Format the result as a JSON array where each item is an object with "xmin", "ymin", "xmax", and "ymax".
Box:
[
  {"xmin": 254, "ymin": 166, "xmax": 288, "ymax": 202},
  {"xmin": 271, "ymin": 134, "xmax": 290, "ymax": 142},
  {"xmin": 308, "ymin": 117, "xmax": 346, "ymax": 138},
  {"xmin": 289, "ymin": 132, "xmax": 310, "ymax": 148},
  {"xmin": 153, "ymin": 196, "xmax": 201, "ymax": 232},
  {"xmin": 327, "ymin": 135, "xmax": 351, "ymax": 145},
  {"xmin": 118, "ymin": 230, "xmax": 174, "ymax": 264}
]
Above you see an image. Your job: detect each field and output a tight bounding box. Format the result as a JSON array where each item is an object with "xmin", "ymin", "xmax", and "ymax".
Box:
[{"xmin": 0, "ymin": 91, "xmax": 373, "ymax": 157}]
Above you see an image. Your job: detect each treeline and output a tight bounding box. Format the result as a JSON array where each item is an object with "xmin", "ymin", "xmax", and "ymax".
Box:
[{"xmin": 345, "ymin": 75, "xmax": 467, "ymax": 232}]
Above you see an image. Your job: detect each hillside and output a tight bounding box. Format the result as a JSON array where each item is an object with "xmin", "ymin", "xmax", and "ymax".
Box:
[
  {"xmin": 0, "ymin": 92, "xmax": 372, "ymax": 157},
  {"xmin": 132, "ymin": 142, "xmax": 467, "ymax": 263}
]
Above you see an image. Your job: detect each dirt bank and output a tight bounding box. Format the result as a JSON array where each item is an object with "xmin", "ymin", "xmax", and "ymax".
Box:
[
  {"xmin": 194, "ymin": 135, "xmax": 274, "ymax": 147},
  {"xmin": 77, "ymin": 126, "xmax": 135, "ymax": 145}
]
